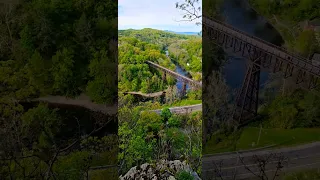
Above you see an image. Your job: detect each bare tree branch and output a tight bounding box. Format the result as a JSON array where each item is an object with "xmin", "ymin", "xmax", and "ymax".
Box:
[{"xmin": 175, "ymin": 0, "xmax": 202, "ymax": 25}]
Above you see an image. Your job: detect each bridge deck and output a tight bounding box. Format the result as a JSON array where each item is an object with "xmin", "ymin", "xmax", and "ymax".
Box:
[
  {"xmin": 146, "ymin": 61, "xmax": 202, "ymax": 87},
  {"xmin": 203, "ymin": 16, "xmax": 320, "ymax": 77}
]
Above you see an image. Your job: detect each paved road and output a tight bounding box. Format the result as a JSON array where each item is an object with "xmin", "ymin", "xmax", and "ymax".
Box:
[
  {"xmin": 149, "ymin": 104, "xmax": 202, "ymax": 114},
  {"xmin": 202, "ymin": 142, "xmax": 320, "ymax": 180},
  {"xmin": 124, "ymin": 91, "xmax": 165, "ymax": 98}
]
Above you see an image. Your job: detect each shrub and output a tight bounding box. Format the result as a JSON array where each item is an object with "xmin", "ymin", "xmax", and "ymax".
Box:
[{"xmin": 176, "ymin": 171, "xmax": 194, "ymax": 180}]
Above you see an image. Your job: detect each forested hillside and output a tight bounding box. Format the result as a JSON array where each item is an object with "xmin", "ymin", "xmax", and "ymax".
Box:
[
  {"xmin": 168, "ymin": 38, "xmax": 202, "ymax": 80},
  {"xmin": 119, "ymin": 28, "xmax": 190, "ymax": 49},
  {"xmin": 248, "ymin": 0, "xmax": 320, "ymax": 129},
  {"xmin": 249, "ymin": 0, "xmax": 320, "ymax": 56},
  {"xmin": 118, "ymin": 28, "xmax": 202, "ymax": 93},
  {"xmin": 118, "ymin": 28, "xmax": 202, "ymax": 177},
  {"xmin": 0, "ymin": 0, "xmax": 118, "ymax": 179},
  {"xmin": 0, "ymin": 0, "xmax": 117, "ymax": 104}
]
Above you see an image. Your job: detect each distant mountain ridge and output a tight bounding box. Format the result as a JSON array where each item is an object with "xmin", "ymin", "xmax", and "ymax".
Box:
[
  {"xmin": 119, "ymin": 28, "xmax": 200, "ymax": 36},
  {"xmin": 164, "ymin": 30, "xmax": 200, "ymax": 36}
]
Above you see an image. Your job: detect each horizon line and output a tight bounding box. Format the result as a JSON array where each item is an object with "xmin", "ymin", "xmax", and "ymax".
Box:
[{"xmin": 118, "ymin": 28, "xmax": 200, "ymax": 33}]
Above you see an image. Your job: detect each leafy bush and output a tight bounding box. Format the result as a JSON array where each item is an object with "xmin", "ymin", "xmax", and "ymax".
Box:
[
  {"xmin": 161, "ymin": 107, "xmax": 172, "ymax": 123},
  {"xmin": 168, "ymin": 115, "xmax": 181, "ymax": 127},
  {"xmin": 176, "ymin": 171, "xmax": 194, "ymax": 180}
]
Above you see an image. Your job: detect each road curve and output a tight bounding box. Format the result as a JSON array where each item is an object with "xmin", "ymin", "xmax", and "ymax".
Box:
[
  {"xmin": 148, "ymin": 104, "xmax": 202, "ymax": 115},
  {"xmin": 202, "ymin": 142, "xmax": 320, "ymax": 180}
]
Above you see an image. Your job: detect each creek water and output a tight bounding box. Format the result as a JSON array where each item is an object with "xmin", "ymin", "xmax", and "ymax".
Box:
[
  {"xmin": 165, "ymin": 50, "xmax": 191, "ymax": 92},
  {"xmin": 220, "ymin": 0, "xmax": 284, "ymax": 89},
  {"xmin": 175, "ymin": 64, "xmax": 191, "ymax": 91}
]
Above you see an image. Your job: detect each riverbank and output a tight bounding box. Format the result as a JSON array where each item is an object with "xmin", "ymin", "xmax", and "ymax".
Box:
[
  {"xmin": 246, "ymin": 0, "xmax": 320, "ymax": 57},
  {"xmin": 166, "ymin": 49, "xmax": 201, "ymax": 91},
  {"xmin": 246, "ymin": 0, "xmax": 297, "ymax": 48},
  {"xmin": 165, "ymin": 49, "xmax": 194, "ymax": 81}
]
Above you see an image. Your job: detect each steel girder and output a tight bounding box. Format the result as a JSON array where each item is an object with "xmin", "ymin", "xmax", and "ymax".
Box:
[{"xmin": 203, "ymin": 21, "xmax": 320, "ymax": 124}]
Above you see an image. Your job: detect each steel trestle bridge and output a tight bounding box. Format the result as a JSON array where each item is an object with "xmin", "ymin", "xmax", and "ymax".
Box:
[{"xmin": 203, "ymin": 16, "xmax": 320, "ymax": 124}]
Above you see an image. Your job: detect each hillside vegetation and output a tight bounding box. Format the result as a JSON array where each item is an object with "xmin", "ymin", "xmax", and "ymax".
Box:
[
  {"xmin": 168, "ymin": 38, "xmax": 202, "ymax": 81},
  {"xmin": 0, "ymin": 0, "xmax": 117, "ymax": 104},
  {"xmin": 249, "ymin": 0, "xmax": 320, "ymax": 56},
  {"xmin": 118, "ymin": 28, "xmax": 202, "ymax": 93},
  {"xmin": 0, "ymin": 0, "xmax": 118, "ymax": 179},
  {"xmin": 118, "ymin": 28, "xmax": 202, "ymax": 176}
]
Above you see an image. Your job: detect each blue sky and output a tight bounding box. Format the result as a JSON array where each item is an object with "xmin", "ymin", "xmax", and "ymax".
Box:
[{"xmin": 118, "ymin": 0, "xmax": 202, "ymax": 32}]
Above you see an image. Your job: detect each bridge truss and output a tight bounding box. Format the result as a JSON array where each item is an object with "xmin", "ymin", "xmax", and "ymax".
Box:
[
  {"xmin": 146, "ymin": 61, "xmax": 202, "ymax": 92},
  {"xmin": 203, "ymin": 16, "xmax": 320, "ymax": 124}
]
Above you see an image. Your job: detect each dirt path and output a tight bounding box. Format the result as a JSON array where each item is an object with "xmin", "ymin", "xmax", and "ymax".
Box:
[{"xmin": 31, "ymin": 94, "xmax": 117, "ymax": 115}]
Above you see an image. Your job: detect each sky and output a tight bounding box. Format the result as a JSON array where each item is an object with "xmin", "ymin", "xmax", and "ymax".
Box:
[{"xmin": 118, "ymin": 0, "xmax": 202, "ymax": 32}]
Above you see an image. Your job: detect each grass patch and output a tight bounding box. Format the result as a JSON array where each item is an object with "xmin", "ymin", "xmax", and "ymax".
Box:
[
  {"xmin": 91, "ymin": 154, "xmax": 117, "ymax": 167},
  {"xmin": 203, "ymin": 128, "xmax": 320, "ymax": 155},
  {"xmin": 281, "ymin": 168, "xmax": 320, "ymax": 180},
  {"xmin": 203, "ymin": 131, "xmax": 242, "ymax": 155},
  {"xmin": 87, "ymin": 151, "xmax": 118, "ymax": 179},
  {"xmin": 237, "ymin": 127, "xmax": 320, "ymax": 150},
  {"xmin": 88, "ymin": 167, "xmax": 118, "ymax": 180}
]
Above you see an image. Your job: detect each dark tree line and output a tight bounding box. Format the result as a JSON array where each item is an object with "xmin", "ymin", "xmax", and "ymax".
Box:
[
  {"xmin": 0, "ymin": 0, "xmax": 117, "ymax": 104},
  {"xmin": 0, "ymin": 0, "xmax": 118, "ymax": 179}
]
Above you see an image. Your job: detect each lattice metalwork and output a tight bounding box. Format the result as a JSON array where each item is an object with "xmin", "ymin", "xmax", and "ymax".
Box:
[{"xmin": 203, "ymin": 16, "xmax": 320, "ymax": 124}]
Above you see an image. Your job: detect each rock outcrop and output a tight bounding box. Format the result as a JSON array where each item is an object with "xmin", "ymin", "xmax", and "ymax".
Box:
[{"xmin": 120, "ymin": 160, "xmax": 201, "ymax": 180}]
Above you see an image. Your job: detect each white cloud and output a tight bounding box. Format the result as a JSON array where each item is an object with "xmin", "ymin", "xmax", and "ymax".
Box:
[{"xmin": 118, "ymin": 0, "xmax": 201, "ymax": 32}]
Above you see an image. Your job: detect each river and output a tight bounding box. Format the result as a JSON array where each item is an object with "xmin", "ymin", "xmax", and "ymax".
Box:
[
  {"xmin": 175, "ymin": 63, "xmax": 190, "ymax": 92},
  {"xmin": 220, "ymin": 0, "xmax": 284, "ymax": 90},
  {"xmin": 165, "ymin": 50, "xmax": 191, "ymax": 92}
]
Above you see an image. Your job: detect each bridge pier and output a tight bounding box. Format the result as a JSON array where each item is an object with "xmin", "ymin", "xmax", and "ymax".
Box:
[
  {"xmin": 181, "ymin": 82, "xmax": 187, "ymax": 97},
  {"xmin": 160, "ymin": 92, "xmax": 166, "ymax": 104},
  {"xmin": 162, "ymin": 72, "xmax": 166, "ymax": 82},
  {"xmin": 234, "ymin": 55, "xmax": 261, "ymax": 124}
]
